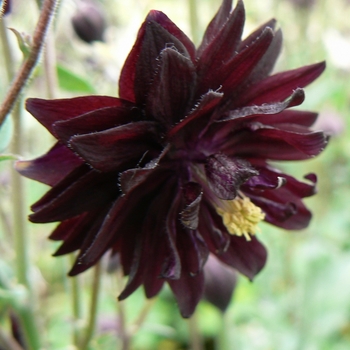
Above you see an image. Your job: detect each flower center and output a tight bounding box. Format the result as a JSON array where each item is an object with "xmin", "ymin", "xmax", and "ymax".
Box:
[{"xmin": 215, "ymin": 195, "xmax": 265, "ymax": 241}]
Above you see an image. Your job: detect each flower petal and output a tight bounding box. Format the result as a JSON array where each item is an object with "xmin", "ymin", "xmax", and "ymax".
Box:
[
  {"xmin": 69, "ymin": 121, "xmax": 160, "ymax": 172},
  {"xmin": 180, "ymin": 182, "xmax": 203, "ymax": 230},
  {"xmin": 244, "ymin": 62, "xmax": 326, "ymax": 105},
  {"xmin": 15, "ymin": 143, "xmax": 83, "ymax": 186},
  {"xmin": 203, "ymin": 254, "xmax": 237, "ymax": 312},
  {"xmin": 133, "ymin": 20, "xmax": 191, "ymax": 106},
  {"xmin": 168, "ymin": 272, "xmax": 205, "ymax": 318},
  {"xmin": 145, "ymin": 48, "xmax": 196, "ymax": 127},
  {"xmin": 205, "ymin": 154, "xmax": 258, "ymax": 200},
  {"xmin": 119, "ymin": 11, "xmax": 195, "ymax": 103},
  {"xmin": 53, "ymin": 105, "xmax": 141, "ymax": 144},
  {"xmin": 197, "ymin": 0, "xmax": 245, "ymax": 78},
  {"xmin": 26, "ymin": 96, "xmax": 124, "ymax": 136}
]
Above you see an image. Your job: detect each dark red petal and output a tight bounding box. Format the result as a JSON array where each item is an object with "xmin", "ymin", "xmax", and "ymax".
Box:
[
  {"xmin": 205, "ymin": 154, "xmax": 258, "ymax": 200},
  {"xmin": 197, "ymin": 0, "xmax": 234, "ymax": 55},
  {"xmin": 15, "ymin": 143, "xmax": 83, "ymax": 186},
  {"xmin": 134, "ymin": 21, "xmax": 191, "ymax": 106},
  {"xmin": 145, "ymin": 48, "xmax": 196, "ymax": 127},
  {"xmin": 119, "ymin": 11, "xmax": 195, "ymax": 103},
  {"xmin": 53, "ymin": 206, "xmax": 110, "ymax": 256},
  {"xmin": 197, "ymin": 0, "xmax": 245, "ymax": 82},
  {"xmin": 73, "ymin": 168, "xmax": 172, "ymax": 269},
  {"xmin": 244, "ymin": 62, "xmax": 326, "ymax": 105},
  {"xmin": 49, "ymin": 214, "xmax": 86, "ymax": 240},
  {"xmin": 203, "ymin": 255, "xmax": 237, "ymax": 312},
  {"xmin": 168, "ymin": 272, "xmax": 205, "ymax": 318},
  {"xmin": 180, "ymin": 182, "xmax": 203, "ymax": 230},
  {"xmin": 147, "ymin": 11, "xmax": 195, "ymax": 60},
  {"xmin": 211, "ymin": 28, "xmax": 274, "ymax": 99},
  {"xmin": 221, "ymin": 88, "xmax": 305, "ymax": 121},
  {"xmin": 26, "ymin": 96, "xmax": 124, "ymax": 136},
  {"xmin": 247, "ymin": 123, "xmax": 327, "ymax": 157},
  {"xmin": 167, "ymin": 91, "xmax": 223, "ymax": 140},
  {"xmin": 239, "ymin": 18, "xmax": 276, "ymax": 50},
  {"xmin": 243, "ymin": 28, "xmax": 282, "ymax": 87},
  {"xmin": 30, "ymin": 168, "xmax": 120, "ymax": 223},
  {"xmin": 250, "ymin": 109, "xmax": 319, "ymax": 127},
  {"xmin": 69, "ymin": 121, "xmax": 160, "ymax": 172},
  {"xmin": 198, "ymin": 202, "xmax": 231, "ymax": 254},
  {"xmin": 53, "ymin": 105, "xmax": 141, "ymax": 144},
  {"xmin": 247, "ymin": 187, "xmax": 312, "ymax": 230},
  {"xmin": 217, "ymin": 235, "xmax": 267, "ymax": 280}
]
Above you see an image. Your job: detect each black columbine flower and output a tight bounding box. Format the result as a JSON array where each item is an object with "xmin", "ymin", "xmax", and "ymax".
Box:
[{"xmin": 17, "ymin": 0, "xmax": 327, "ymax": 317}]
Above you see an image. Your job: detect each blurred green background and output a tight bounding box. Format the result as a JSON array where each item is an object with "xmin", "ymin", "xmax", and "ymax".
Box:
[{"xmin": 1, "ymin": 0, "xmax": 350, "ymax": 349}]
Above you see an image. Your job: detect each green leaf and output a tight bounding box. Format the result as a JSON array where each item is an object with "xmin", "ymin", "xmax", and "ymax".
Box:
[
  {"xmin": 9, "ymin": 28, "xmax": 31, "ymax": 57},
  {"xmin": 0, "ymin": 154, "xmax": 18, "ymax": 162},
  {"xmin": 57, "ymin": 64, "xmax": 96, "ymax": 93}
]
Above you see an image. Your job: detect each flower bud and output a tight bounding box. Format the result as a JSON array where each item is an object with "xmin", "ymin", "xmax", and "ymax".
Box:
[{"xmin": 71, "ymin": 0, "xmax": 106, "ymax": 44}]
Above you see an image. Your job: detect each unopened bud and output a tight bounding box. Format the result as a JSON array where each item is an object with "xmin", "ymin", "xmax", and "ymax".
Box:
[{"xmin": 71, "ymin": 0, "xmax": 106, "ymax": 44}]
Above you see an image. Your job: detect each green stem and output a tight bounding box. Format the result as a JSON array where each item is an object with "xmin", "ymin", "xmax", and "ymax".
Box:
[
  {"xmin": 11, "ymin": 101, "xmax": 41, "ymax": 350},
  {"xmin": 43, "ymin": 28, "xmax": 58, "ymax": 99},
  {"xmin": 0, "ymin": 17, "xmax": 15, "ymax": 81},
  {"xmin": 188, "ymin": 0, "xmax": 200, "ymax": 45},
  {"xmin": 187, "ymin": 311, "xmax": 203, "ymax": 350},
  {"xmin": 69, "ymin": 254, "xmax": 83, "ymax": 347},
  {"xmin": 115, "ymin": 268, "xmax": 130, "ymax": 350},
  {"xmin": 80, "ymin": 262, "xmax": 102, "ymax": 350},
  {"xmin": 0, "ymin": 0, "xmax": 59, "ymax": 126}
]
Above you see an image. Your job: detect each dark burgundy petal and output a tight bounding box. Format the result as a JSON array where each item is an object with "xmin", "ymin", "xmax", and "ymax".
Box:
[
  {"xmin": 49, "ymin": 214, "xmax": 87, "ymax": 241},
  {"xmin": 250, "ymin": 109, "xmax": 319, "ymax": 127},
  {"xmin": 180, "ymin": 182, "xmax": 203, "ymax": 230},
  {"xmin": 15, "ymin": 143, "xmax": 83, "ymax": 186},
  {"xmin": 197, "ymin": 0, "xmax": 245, "ymax": 82},
  {"xmin": 244, "ymin": 62, "xmax": 326, "ymax": 105},
  {"xmin": 197, "ymin": 0, "xmax": 234, "ymax": 55},
  {"xmin": 246, "ymin": 187, "xmax": 312, "ymax": 230},
  {"xmin": 203, "ymin": 254, "xmax": 237, "ymax": 312},
  {"xmin": 243, "ymin": 29, "xmax": 282, "ymax": 86},
  {"xmin": 53, "ymin": 206, "xmax": 110, "ymax": 256},
  {"xmin": 205, "ymin": 154, "xmax": 258, "ymax": 200},
  {"xmin": 147, "ymin": 11, "xmax": 196, "ymax": 60},
  {"xmin": 168, "ymin": 272, "xmax": 205, "ymax": 318},
  {"xmin": 167, "ymin": 91, "xmax": 223, "ymax": 140},
  {"xmin": 26, "ymin": 96, "xmax": 124, "ymax": 136},
  {"xmin": 216, "ymin": 28, "xmax": 274, "ymax": 98},
  {"xmin": 220, "ymin": 88, "xmax": 305, "ymax": 121},
  {"xmin": 72, "ymin": 169, "xmax": 172, "ymax": 269},
  {"xmin": 53, "ymin": 105, "xmax": 141, "ymax": 144},
  {"xmin": 69, "ymin": 121, "xmax": 160, "ymax": 172},
  {"xmin": 30, "ymin": 167, "xmax": 120, "ymax": 223},
  {"xmin": 239, "ymin": 18, "xmax": 276, "ymax": 50},
  {"xmin": 145, "ymin": 48, "xmax": 196, "ymax": 127},
  {"xmin": 134, "ymin": 20, "xmax": 191, "ymax": 106},
  {"xmin": 246, "ymin": 122, "xmax": 327, "ymax": 157},
  {"xmin": 198, "ymin": 201, "xmax": 231, "ymax": 254},
  {"xmin": 217, "ymin": 235, "xmax": 267, "ymax": 280}
]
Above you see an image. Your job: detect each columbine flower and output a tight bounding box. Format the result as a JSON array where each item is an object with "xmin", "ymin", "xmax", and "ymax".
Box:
[{"xmin": 17, "ymin": 0, "xmax": 327, "ymax": 317}]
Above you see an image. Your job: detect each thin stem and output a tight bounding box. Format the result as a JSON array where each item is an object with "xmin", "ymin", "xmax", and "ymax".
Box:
[
  {"xmin": 0, "ymin": 17, "xmax": 15, "ymax": 81},
  {"xmin": 115, "ymin": 268, "xmax": 130, "ymax": 350},
  {"xmin": 187, "ymin": 311, "xmax": 203, "ymax": 350},
  {"xmin": 69, "ymin": 254, "xmax": 83, "ymax": 347},
  {"xmin": 129, "ymin": 298, "xmax": 156, "ymax": 336},
  {"xmin": 80, "ymin": 262, "xmax": 102, "ymax": 350},
  {"xmin": 43, "ymin": 27, "xmax": 58, "ymax": 99},
  {"xmin": 188, "ymin": 0, "xmax": 200, "ymax": 45},
  {"xmin": 10, "ymin": 101, "xmax": 41, "ymax": 350},
  {"xmin": 0, "ymin": 0, "xmax": 59, "ymax": 126}
]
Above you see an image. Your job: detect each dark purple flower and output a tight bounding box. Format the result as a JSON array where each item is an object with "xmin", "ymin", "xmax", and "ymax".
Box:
[{"xmin": 17, "ymin": 0, "xmax": 327, "ymax": 317}]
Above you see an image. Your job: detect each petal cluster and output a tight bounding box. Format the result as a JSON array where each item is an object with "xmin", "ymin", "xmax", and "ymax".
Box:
[{"xmin": 17, "ymin": 0, "xmax": 327, "ymax": 317}]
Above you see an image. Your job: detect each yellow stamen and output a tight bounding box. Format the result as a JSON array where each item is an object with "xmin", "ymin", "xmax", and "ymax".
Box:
[{"xmin": 216, "ymin": 196, "xmax": 265, "ymax": 241}]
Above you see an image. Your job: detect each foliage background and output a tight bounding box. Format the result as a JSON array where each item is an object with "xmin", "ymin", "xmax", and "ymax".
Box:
[{"xmin": 1, "ymin": 0, "xmax": 350, "ymax": 349}]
